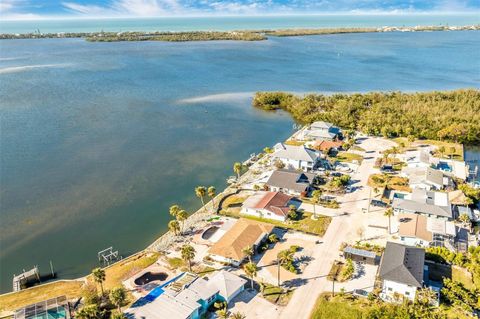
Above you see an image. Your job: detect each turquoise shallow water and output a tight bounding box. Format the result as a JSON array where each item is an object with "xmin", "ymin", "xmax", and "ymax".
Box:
[
  {"xmin": 1, "ymin": 14, "xmax": 479, "ymax": 34},
  {"xmin": 0, "ymin": 30, "xmax": 479, "ymax": 292}
]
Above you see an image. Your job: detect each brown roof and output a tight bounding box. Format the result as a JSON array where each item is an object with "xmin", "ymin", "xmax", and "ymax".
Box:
[
  {"xmin": 208, "ymin": 219, "xmax": 274, "ymax": 262},
  {"xmin": 254, "ymin": 191, "xmax": 292, "ymax": 217},
  {"xmin": 398, "ymin": 213, "xmax": 432, "ymax": 242},
  {"xmin": 313, "ymin": 140, "xmax": 343, "ymax": 151},
  {"xmin": 448, "ymin": 190, "xmax": 469, "ymax": 206}
]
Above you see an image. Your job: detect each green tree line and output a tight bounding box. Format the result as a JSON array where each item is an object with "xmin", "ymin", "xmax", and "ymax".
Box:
[{"xmin": 252, "ymin": 90, "xmax": 480, "ymax": 144}]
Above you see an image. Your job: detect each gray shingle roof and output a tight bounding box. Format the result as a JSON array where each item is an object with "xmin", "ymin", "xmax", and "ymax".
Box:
[
  {"xmin": 379, "ymin": 242, "xmax": 425, "ymax": 288},
  {"xmin": 266, "ymin": 169, "xmax": 316, "ymax": 193},
  {"xmin": 392, "ymin": 189, "xmax": 452, "ymax": 219},
  {"xmin": 272, "ymin": 143, "xmax": 319, "ymax": 162}
]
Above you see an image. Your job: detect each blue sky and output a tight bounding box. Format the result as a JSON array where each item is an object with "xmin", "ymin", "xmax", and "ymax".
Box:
[{"xmin": 1, "ymin": 0, "xmax": 479, "ymax": 20}]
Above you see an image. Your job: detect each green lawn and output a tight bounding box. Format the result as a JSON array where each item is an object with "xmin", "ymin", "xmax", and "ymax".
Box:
[
  {"xmin": 452, "ymin": 266, "xmax": 475, "ymax": 290},
  {"xmin": 220, "ymin": 210, "xmax": 331, "ymax": 236},
  {"xmin": 414, "ymin": 140, "xmax": 464, "ymax": 161},
  {"xmin": 311, "ymin": 295, "xmax": 364, "ymax": 319},
  {"xmin": 333, "ymin": 152, "xmax": 363, "ymax": 164},
  {"xmin": 261, "ymin": 284, "xmax": 293, "ymax": 306}
]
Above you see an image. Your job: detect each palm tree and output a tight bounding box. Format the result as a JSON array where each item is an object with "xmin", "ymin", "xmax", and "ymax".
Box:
[
  {"xmin": 233, "ymin": 162, "xmax": 243, "ymax": 179},
  {"xmin": 169, "ymin": 204, "xmax": 180, "ymax": 218},
  {"xmin": 195, "ymin": 186, "xmax": 207, "ymax": 211},
  {"xmin": 459, "ymin": 213, "xmax": 470, "ymax": 226},
  {"xmin": 230, "ymin": 312, "xmax": 246, "ymax": 319},
  {"xmin": 181, "ymin": 244, "xmax": 196, "ymax": 271},
  {"xmin": 268, "ymin": 233, "xmax": 278, "ymax": 244},
  {"xmin": 111, "ymin": 312, "xmax": 127, "ymax": 319},
  {"xmin": 384, "ymin": 208, "xmax": 394, "ymax": 234},
  {"xmin": 76, "ymin": 304, "xmax": 101, "ymax": 319},
  {"xmin": 91, "ymin": 267, "xmax": 106, "ymax": 296},
  {"xmin": 176, "ymin": 209, "xmax": 188, "ymax": 234},
  {"xmin": 276, "ymin": 249, "xmax": 294, "ymax": 286},
  {"xmin": 208, "ymin": 186, "xmax": 216, "ymax": 212},
  {"xmin": 109, "ymin": 287, "xmax": 127, "ymax": 313},
  {"xmin": 311, "ymin": 190, "xmax": 322, "ymax": 219},
  {"xmin": 168, "ymin": 220, "xmax": 180, "ymax": 236},
  {"xmin": 244, "ymin": 262, "xmax": 258, "ymax": 290},
  {"xmin": 216, "ymin": 307, "xmax": 229, "ymax": 319},
  {"xmin": 242, "ymin": 245, "xmax": 254, "ymax": 263}
]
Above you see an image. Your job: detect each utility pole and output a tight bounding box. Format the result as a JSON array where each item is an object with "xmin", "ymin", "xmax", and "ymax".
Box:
[{"xmin": 50, "ymin": 260, "xmax": 55, "ymax": 278}]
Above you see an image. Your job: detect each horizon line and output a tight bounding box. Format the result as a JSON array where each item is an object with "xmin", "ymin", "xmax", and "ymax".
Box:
[{"xmin": 1, "ymin": 10, "xmax": 479, "ymax": 22}]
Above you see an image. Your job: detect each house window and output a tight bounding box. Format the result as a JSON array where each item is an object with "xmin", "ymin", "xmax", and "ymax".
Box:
[
  {"xmin": 388, "ymin": 287, "xmax": 392, "ymax": 291},
  {"xmin": 405, "ymin": 292, "xmax": 410, "ymax": 296}
]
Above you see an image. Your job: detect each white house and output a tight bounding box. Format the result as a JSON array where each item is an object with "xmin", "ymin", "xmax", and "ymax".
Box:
[
  {"xmin": 401, "ymin": 166, "xmax": 449, "ymax": 191},
  {"xmin": 300, "ymin": 121, "xmax": 341, "ymax": 141},
  {"xmin": 241, "ymin": 191, "xmax": 293, "ymax": 222},
  {"xmin": 271, "ymin": 143, "xmax": 320, "ymax": 171},
  {"xmin": 379, "ymin": 242, "xmax": 426, "ymax": 302},
  {"xmin": 392, "ymin": 189, "xmax": 453, "ymax": 220},
  {"xmin": 404, "ymin": 149, "xmax": 432, "ymax": 168}
]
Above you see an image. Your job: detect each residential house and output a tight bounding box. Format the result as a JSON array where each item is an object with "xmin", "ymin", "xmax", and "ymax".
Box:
[
  {"xmin": 265, "ymin": 169, "xmax": 317, "ymax": 196},
  {"xmin": 312, "ymin": 140, "xmax": 343, "ymax": 154},
  {"xmin": 208, "ymin": 218, "xmax": 274, "ymax": 266},
  {"xmin": 398, "ymin": 213, "xmax": 456, "ymax": 248},
  {"xmin": 401, "ymin": 166, "xmax": 450, "ymax": 190},
  {"xmin": 241, "ymin": 191, "xmax": 293, "ymax": 222},
  {"xmin": 343, "ymin": 246, "xmax": 378, "ymax": 265},
  {"xmin": 392, "ymin": 189, "xmax": 453, "ymax": 220},
  {"xmin": 404, "ymin": 149, "xmax": 431, "ymax": 168},
  {"xmin": 125, "ymin": 271, "xmax": 246, "ymax": 319},
  {"xmin": 300, "ymin": 121, "xmax": 341, "ymax": 141},
  {"xmin": 379, "ymin": 242, "xmax": 426, "ymax": 302},
  {"xmin": 271, "ymin": 143, "xmax": 320, "ymax": 171}
]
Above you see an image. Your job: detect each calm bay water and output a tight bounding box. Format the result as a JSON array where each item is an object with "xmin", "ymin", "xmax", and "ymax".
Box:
[
  {"xmin": 1, "ymin": 14, "xmax": 479, "ymax": 34},
  {"xmin": 0, "ymin": 29, "xmax": 479, "ymax": 292}
]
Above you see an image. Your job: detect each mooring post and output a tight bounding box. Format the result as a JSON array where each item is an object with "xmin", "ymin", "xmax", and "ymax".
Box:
[{"xmin": 50, "ymin": 260, "xmax": 55, "ymax": 278}]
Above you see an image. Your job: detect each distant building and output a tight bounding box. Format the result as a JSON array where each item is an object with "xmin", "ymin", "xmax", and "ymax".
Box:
[
  {"xmin": 300, "ymin": 121, "xmax": 341, "ymax": 141},
  {"xmin": 392, "ymin": 189, "xmax": 453, "ymax": 220},
  {"xmin": 271, "ymin": 143, "xmax": 320, "ymax": 171},
  {"xmin": 379, "ymin": 242, "xmax": 426, "ymax": 302},
  {"xmin": 265, "ymin": 169, "xmax": 317, "ymax": 196},
  {"xmin": 241, "ymin": 191, "xmax": 294, "ymax": 222},
  {"xmin": 208, "ymin": 219, "xmax": 274, "ymax": 266}
]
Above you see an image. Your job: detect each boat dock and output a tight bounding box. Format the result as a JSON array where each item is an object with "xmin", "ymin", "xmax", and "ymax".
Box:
[{"xmin": 12, "ymin": 266, "xmax": 40, "ymax": 292}]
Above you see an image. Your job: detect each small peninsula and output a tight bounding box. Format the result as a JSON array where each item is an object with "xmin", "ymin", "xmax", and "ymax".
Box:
[
  {"xmin": 1, "ymin": 25, "xmax": 478, "ymax": 42},
  {"xmin": 252, "ymin": 89, "xmax": 480, "ymax": 145}
]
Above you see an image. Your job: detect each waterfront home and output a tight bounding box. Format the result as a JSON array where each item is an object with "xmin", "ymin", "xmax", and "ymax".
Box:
[
  {"xmin": 392, "ymin": 189, "xmax": 453, "ymax": 220},
  {"xmin": 299, "ymin": 121, "xmax": 341, "ymax": 141},
  {"xmin": 208, "ymin": 218, "xmax": 274, "ymax": 266},
  {"xmin": 271, "ymin": 143, "xmax": 320, "ymax": 171},
  {"xmin": 241, "ymin": 191, "xmax": 293, "ymax": 222},
  {"xmin": 403, "ymin": 149, "xmax": 432, "ymax": 168},
  {"xmin": 398, "ymin": 213, "xmax": 456, "ymax": 248},
  {"xmin": 265, "ymin": 169, "xmax": 317, "ymax": 196},
  {"xmin": 125, "ymin": 271, "xmax": 246, "ymax": 319},
  {"xmin": 379, "ymin": 242, "xmax": 426, "ymax": 302},
  {"xmin": 401, "ymin": 166, "xmax": 450, "ymax": 191}
]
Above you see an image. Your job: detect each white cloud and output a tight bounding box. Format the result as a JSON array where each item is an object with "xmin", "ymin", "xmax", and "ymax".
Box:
[{"xmin": 62, "ymin": 2, "xmax": 114, "ymax": 15}]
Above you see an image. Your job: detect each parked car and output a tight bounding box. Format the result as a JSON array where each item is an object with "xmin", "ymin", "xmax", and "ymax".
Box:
[{"xmin": 371, "ymin": 199, "xmax": 387, "ymax": 208}]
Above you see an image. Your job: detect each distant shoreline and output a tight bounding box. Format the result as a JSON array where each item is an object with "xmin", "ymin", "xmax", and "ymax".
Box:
[{"xmin": 1, "ymin": 25, "xmax": 478, "ymax": 42}]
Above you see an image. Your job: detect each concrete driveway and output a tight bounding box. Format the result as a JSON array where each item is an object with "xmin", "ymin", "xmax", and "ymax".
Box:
[{"xmin": 277, "ymin": 136, "xmax": 395, "ymax": 319}]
